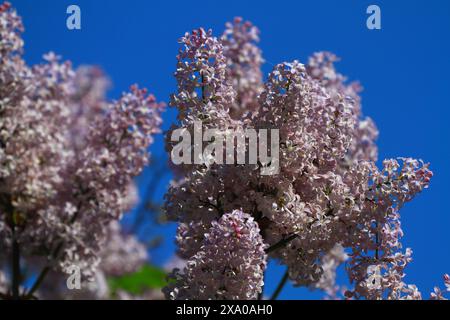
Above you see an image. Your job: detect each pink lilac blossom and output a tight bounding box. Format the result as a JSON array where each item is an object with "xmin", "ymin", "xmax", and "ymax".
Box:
[
  {"xmin": 0, "ymin": 3, "xmax": 163, "ymax": 298},
  {"xmin": 164, "ymin": 18, "xmax": 435, "ymax": 300},
  {"xmin": 221, "ymin": 17, "xmax": 263, "ymax": 118},
  {"xmin": 345, "ymin": 158, "xmax": 432, "ymax": 300},
  {"xmin": 164, "ymin": 210, "xmax": 267, "ymax": 300},
  {"xmin": 315, "ymin": 244, "xmax": 348, "ymax": 298},
  {"xmin": 430, "ymin": 274, "xmax": 450, "ymax": 300}
]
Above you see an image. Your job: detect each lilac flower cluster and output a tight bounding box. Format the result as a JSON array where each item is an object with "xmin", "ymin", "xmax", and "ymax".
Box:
[
  {"xmin": 315, "ymin": 244, "xmax": 348, "ymax": 299},
  {"xmin": 345, "ymin": 159, "xmax": 432, "ymax": 300},
  {"xmin": 163, "ymin": 210, "xmax": 267, "ymax": 300},
  {"xmin": 0, "ymin": 2, "xmax": 443, "ymax": 301},
  {"xmin": 164, "ymin": 18, "xmax": 434, "ymax": 299},
  {"xmin": 221, "ymin": 17, "xmax": 263, "ymax": 118},
  {"xmin": 0, "ymin": 3, "xmax": 163, "ymax": 297}
]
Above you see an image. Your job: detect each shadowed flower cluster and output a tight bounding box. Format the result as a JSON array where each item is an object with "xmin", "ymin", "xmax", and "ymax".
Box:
[{"xmin": 0, "ymin": 3, "xmax": 163, "ymax": 299}]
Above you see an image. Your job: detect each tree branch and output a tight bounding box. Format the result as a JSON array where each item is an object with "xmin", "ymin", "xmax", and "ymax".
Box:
[
  {"xmin": 265, "ymin": 233, "xmax": 298, "ymax": 254},
  {"xmin": 270, "ymin": 269, "xmax": 289, "ymax": 300}
]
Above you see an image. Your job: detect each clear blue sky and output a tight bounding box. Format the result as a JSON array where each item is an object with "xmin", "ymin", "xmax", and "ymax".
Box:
[{"xmin": 12, "ymin": 0, "xmax": 450, "ymax": 299}]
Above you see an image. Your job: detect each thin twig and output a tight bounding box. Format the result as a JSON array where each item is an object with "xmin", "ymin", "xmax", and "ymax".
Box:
[
  {"xmin": 270, "ymin": 269, "xmax": 289, "ymax": 300},
  {"xmin": 25, "ymin": 266, "xmax": 50, "ymax": 299},
  {"xmin": 25, "ymin": 241, "xmax": 64, "ymax": 299},
  {"xmin": 265, "ymin": 233, "xmax": 298, "ymax": 254}
]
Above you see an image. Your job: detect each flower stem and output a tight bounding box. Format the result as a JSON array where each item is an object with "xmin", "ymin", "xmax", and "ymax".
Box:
[
  {"xmin": 26, "ymin": 266, "xmax": 50, "ymax": 299},
  {"xmin": 25, "ymin": 241, "xmax": 63, "ymax": 299},
  {"xmin": 270, "ymin": 269, "xmax": 289, "ymax": 300},
  {"xmin": 265, "ymin": 234, "xmax": 298, "ymax": 254}
]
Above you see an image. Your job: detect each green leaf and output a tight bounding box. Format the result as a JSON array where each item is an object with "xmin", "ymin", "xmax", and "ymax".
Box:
[{"xmin": 108, "ymin": 264, "xmax": 168, "ymax": 295}]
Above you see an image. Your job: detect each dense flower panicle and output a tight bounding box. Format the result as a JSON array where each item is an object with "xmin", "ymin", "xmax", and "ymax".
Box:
[
  {"xmin": 166, "ymin": 27, "xmax": 238, "ymax": 176},
  {"xmin": 306, "ymin": 52, "xmax": 379, "ymax": 164},
  {"xmin": 345, "ymin": 158, "xmax": 432, "ymax": 300},
  {"xmin": 15, "ymin": 80, "xmax": 162, "ymax": 279},
  {"xmin": 221, "ymin": 17, "xmax": 263, "ymax": 118},
  {"xmin": 0, "ymin": 51, "xmax": 75, "ymax": 255},
  {"xmin": 257, "ymin": 61, "xmax": 356, "ymax": 175},
  {"xmin": 175, "ymin": 220, "xmax": 212, "ymax": 259},
  {"xmin": 345, "ymin": 117, "xmax": 379, "ymax": 164},
  {"xmin": 0, "ymin": 2, "xmax": 22, "ymax": 56},
  {"xmin": 71, "ymin": 84, "xmax": 163, "ymax": 233},
  {"xmin": 170, "ymin": 27, "xmax": 234, "ymax": 126},
  {"xmin": 164, "ymin": 210, "xmax": 267, "ymax": 300},
  {"xmin": 164, "ymin": 17, "xmax": 434, "ymax": 300},
  {"xmin": 1, "ymin": 51, "xmax": 74, "ymax": 211},
  {"xmin": 0, "ymin": 3, "xmax": 163, "ymax": 288}
]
